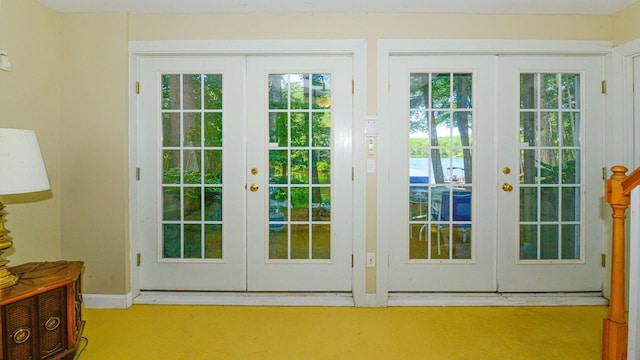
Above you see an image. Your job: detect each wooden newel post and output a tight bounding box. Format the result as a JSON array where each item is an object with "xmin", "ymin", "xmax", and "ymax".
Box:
[{"xmin": 603, "ymin": 165, "xmax": 630, "ymax": 360}]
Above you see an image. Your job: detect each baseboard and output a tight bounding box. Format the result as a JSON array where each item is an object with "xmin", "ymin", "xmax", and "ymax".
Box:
[
  {"xmin": 84, "ymin": 293, "xmax": 133, "ymax": 309},
  {"xmin": 134, "ymin": 292, "xmax": 355, "ymax": 306},
  {"xmin": 83, "ymin": 291, "xmax": 606, "ymax": 308},
  {"xmin": 355, "ymin": 293, "xmax": 386, "ymax": 307},
  {"xmin": 388, "ymin": 292, "xmax": 609, "ymax": 306}
]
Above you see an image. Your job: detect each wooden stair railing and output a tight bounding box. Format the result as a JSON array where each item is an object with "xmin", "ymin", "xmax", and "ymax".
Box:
[{"xmin": 603, "ymin": 165, "xmax": 640, "ymax": 360}]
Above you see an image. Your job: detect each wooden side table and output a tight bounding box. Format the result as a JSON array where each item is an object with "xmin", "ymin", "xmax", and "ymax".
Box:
[{"xmin": 0, "ymin": 261, "xmax": 84, "ymax": 360}]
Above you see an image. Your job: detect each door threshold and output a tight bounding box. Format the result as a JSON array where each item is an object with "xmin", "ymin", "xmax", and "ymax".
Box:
[
  {"xmin": 134, "ymin": 291, "xmax": 355, "ymax": 307},
  {"xmin": 388, "ymin": 292, "xmax": 608, "ymax": 307}
]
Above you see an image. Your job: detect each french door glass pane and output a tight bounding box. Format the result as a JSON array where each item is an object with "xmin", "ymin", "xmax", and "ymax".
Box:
[
  {"xmin": 518, "ymin": 73, "xmax": 582, "ymax": 261},
  {"xmin": 268, "ymin": 73, "xmax": 332, "ymax": 261},
  {"xmin": 408, "ymin": 72, "xmax": 473, "ymax": 260},
  {"xmin": 160, "ymin": 74, "xmax": 223, "ymax": 260}
]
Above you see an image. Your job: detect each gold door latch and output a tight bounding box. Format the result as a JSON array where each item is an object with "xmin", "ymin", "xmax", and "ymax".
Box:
[
  {"xmin": 502, "ymin": 183, "xmax": 513, "ymax": 192},
  {"xmin": 249, "ymin": 183, "xmax": 259, "ymax": 192}
]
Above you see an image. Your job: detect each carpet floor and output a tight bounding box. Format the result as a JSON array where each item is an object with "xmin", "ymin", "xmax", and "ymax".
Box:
[{"xmin": 78, "ymin": 305, "xmax": 608, "ymax": 359}]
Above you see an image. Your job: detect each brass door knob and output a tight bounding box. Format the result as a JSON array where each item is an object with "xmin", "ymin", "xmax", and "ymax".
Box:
[
  {"xmin": 249, "ymin": 183, "xmax": 259, "ymax": 192},
  {"xmin": 502, "ymin": 183, "xmax": 513, "ymax": 192}
]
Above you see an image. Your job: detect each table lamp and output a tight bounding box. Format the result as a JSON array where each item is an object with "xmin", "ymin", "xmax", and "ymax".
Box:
[{"xmin": 0, "ymin": 128, "xmax": 50, "ymax": 288}]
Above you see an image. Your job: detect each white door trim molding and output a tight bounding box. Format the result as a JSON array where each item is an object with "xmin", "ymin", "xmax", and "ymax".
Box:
[
  {"xmin": 614, "ymin": 37, "xmax": 640, "ymax": 58},
  {"xmin": 377, "ymin": 39, "xmax": 613, "ymax": 306},
  {"xmin": 630, "ymin": 189, "xmax": 640, "ymax": 359},
  {"xmin": 378, "ymin": 39, "xmax": 612, "ymax": 57},
  {"xmin": 612, "ymin": 36, "xmax": 640, "ymax": 360},
  {"xmin": 609, "ymin": 40, "xmax": 637, "ymax": 175},
  {"xmin": 128, "ymin": 40, "xmax": 367, "ymax": 305},
  {"xmin": 129, "ymin": 40, "xmax": 366, "ymax": 56}
]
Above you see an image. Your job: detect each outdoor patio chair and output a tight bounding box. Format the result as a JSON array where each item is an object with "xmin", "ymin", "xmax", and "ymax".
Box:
[{"xmin": 434, "ymin": 190, "xmax": 471, "ymax": 255}]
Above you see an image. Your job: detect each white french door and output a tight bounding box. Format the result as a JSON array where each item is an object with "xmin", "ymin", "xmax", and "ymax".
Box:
[
  {"xmin": 387, "ymin": 54, "xmax": 604, "ymax": 293},
  {"xmin": 136, "ymin": 55, "xmax": 353, "ymax": 292},
  {"xmin": 496, "ymin": 56, "xmax": 604, "ymax": 292},
  {"xmin": 246, "ymin": 56, "xmax": 353, "ymax": 291},
  {"xmin": 387, "ymin": 56, "xmax": 497, "ymax": 291},
  {"xmin": 138, "ymin": 57, "xmax": 246, "ymax": 291}
]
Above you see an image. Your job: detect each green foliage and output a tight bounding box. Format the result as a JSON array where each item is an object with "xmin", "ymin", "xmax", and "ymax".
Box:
[
  {"xmin": 431, "ymin": 74, "xmax": 451, "ymax": 109},
  {"xmin": 271, "ymin": 188, "xmax": 288, "ymax": 203},
  {"xmin": 538, "ymin": 159, "xmax": 577, "ymax": 185},
  {"xmin": 162, "ymin": 168, "xmax": 222, "ymax": 199},
  {"xmin": 316, "ymin": 161, "xmax": 330, "ymax": 173},
  {"xmin": 267, "ymin": 73, "xmax": 332, "ymax": 210},
  {"xmin": 409, "ymin": 136, "xmax": 466, "ymax": 158},
  {"xmin": 162, "ymin": 74, "xmax": 222, "ymax": 110}
]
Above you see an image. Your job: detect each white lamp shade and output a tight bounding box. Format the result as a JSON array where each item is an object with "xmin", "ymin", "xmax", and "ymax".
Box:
[{"xmin": 0, "ymin": 128, "xmax": 51, "ymax": 195}]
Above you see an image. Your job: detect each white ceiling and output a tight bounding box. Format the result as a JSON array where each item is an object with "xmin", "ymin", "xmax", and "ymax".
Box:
[{"xmin": 36, "ymin": 0, "xmax": 640, "ymax": 15}]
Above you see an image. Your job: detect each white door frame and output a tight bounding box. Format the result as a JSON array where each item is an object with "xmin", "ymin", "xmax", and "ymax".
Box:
[
  {"xmin": 128, "ymin": 40, "xmax": 367, "ymax": 306},
  {"xmin": 611, "ymin": 36, "xmax": 640, "ymax": 359},
  {"xmin": 377, "ymin": 40, "xmax": 613, "ymax": 306}
]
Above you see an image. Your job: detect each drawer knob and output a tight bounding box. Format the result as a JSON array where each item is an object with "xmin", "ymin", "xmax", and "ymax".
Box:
[
  {"xmin": 44, "ymin": 317, "xmax": 61, "ymax": 331},
  {"xmin": 12, "ymin": 327, "xmax": 31, "ymax": 344}
]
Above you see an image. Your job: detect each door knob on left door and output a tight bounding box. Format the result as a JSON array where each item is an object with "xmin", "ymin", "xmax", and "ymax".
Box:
[
  {"xmin": 249, "ymin": 183, "xmax": 259, "ymax": 192},
  {"xmin": 502, "ymin": 183, "xmax": 513, "ymax": 192}
]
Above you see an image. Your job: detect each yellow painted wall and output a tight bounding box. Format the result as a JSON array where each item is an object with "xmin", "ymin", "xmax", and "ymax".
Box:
[
  {"xmin": 130, "ymin": 13, "xmax": 612, "ymax": 40},
  {"xmin": 613, "ymin": 2, "xmax": 640, "ymax": 46},
  {"xmin": 60, "ymin": 13, "xmax": 130, "ymax": 294},
  {"xmin": 0, "ymin": 0, "xmax": 62, "ymax": 264},
  {"xmin": 2, "ymin": 0, "xmax": 640, "ymax": 295}
]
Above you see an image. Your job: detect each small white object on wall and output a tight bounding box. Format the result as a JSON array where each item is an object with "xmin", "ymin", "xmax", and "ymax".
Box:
[
  {"xmin": 365, "ymin": 116, "xmax": 378, "ymax": 136},
  {"xmin": 0, "ymin": 50, "xmax": 12, "ymax": 71}
]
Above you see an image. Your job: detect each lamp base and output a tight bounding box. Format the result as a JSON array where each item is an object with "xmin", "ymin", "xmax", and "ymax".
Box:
[
  {"xmin": 0, "ymin": 202, "xmax": 17, "ymax": 289},
  {"xmin": 0, "ymin": 261, "xmax": 17, "ymax": 289}
]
